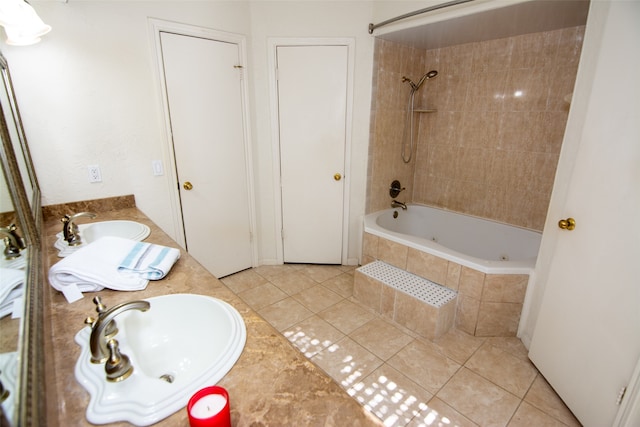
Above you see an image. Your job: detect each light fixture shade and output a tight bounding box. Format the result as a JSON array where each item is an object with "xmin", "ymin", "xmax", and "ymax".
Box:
[{"xmin": 0, "ymin": 0, "xmax": 51, "ymax": 46}]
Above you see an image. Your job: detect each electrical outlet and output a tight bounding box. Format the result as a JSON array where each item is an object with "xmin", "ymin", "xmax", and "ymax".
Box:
[
  {"xmin": 88, "ymin": 165, "xmax": 102, "ymax": 183},
  {"xmin": 152, "ymin": 160, "xmax": 164, "ymax": 176}
]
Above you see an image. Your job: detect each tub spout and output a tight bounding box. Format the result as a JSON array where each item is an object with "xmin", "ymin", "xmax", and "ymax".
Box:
[{"xmin": 391, "ymin": 200, "xmax": 407, "ymax": 210}]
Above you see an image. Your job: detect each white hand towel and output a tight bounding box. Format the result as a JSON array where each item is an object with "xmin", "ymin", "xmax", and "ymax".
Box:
[
  {"xmin": 117, "ymin": 241, "xmax": 181, "ymax": 280},
  {"xmin": 48, "ymin": 236, "xmax": 150, "ymax": 302},
  {"xmin": 0, "ymin": 268, "xmax": 24, "ymax": 317}
]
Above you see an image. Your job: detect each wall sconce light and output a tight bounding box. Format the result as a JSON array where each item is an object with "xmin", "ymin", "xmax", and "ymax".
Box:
[{"xmin": 0, "ymin": 0, "xmax": 51, "ymax": 46}]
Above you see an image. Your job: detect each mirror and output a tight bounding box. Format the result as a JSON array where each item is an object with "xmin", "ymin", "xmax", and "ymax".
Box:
[
  {"xmin": 0, "ymin": 55, "xmax": 38, "ymax": 214},
  {"xmin": 0, "ymin": 52, "xmax": 45, "ymax": 427}
]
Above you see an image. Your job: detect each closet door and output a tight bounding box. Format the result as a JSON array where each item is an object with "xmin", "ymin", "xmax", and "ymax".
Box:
[
  {"xmin": 276, "ymin": 45, "xmax": 348, "ymax": 264},
  {"xmin": 161, "ymin": 32, "xmax": 253, "ymax": 278}
]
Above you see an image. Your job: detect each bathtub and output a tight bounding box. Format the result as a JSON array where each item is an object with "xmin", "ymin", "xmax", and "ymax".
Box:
[{"xmin": 364, "ymin": 205, "xmax": 542, "ymax": 275}]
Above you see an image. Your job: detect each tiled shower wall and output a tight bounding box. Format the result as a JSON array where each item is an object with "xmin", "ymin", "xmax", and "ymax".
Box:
[{"xmin": 367, "ymin": 26, "xmax": 585, "ymax": 231}]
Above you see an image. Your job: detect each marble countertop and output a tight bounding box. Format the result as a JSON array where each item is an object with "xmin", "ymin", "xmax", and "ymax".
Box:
[{"xmin": 43, "ymin": 207, "xmax": 380, "ymax": 426}]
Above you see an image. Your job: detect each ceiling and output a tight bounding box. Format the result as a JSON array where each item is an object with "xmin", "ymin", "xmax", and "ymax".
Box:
[{"xmin": 375, "ymin": 0, "xmax": 590, "ymax": 50}]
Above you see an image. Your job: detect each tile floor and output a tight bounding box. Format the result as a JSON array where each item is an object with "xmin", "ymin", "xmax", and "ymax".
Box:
[{"xmin": 221, "ymin": 264, "xmax": 581, "ymax": 427}]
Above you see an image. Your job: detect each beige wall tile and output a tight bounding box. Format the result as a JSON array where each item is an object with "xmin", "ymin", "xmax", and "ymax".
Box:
[
  {"xmin": 445, "ymin": 262, "xmax": 461, "ymax": 290},
  {"xmin": 377, "ymin": 237, "xmax": 409, "ymax": 269},
  {"xmin": 368, "ymin": 26, "xmax": 585, "ymax": 232},
  {"xmin": 394, "ymin": 291, "xmax": 437, "ymax": 339},
  {"xmin": 362, "ymin": 232, "xmax": 379, "ymax": 258},
  {"xmin": 353, "ymin": 271, "xmax": 382, "ymax": 313},
  {"xmin": 458, "ymin": 267, "xmax": 485, "ymax": 299},
  {"xmin": 380, "ymin": 284, "xmax": 396, "ymax": 320},
  {"xmin": 482, "ymin": 274, "xmax": 529, "ymax": 303},
  {"xmin": 435, "ymin": 298, "xmax": 457, "ymax": 339},
  {"xmin": 455, "ymin": 294, "xmax": 480, "ymax": 335},
  {"xmin": 475, "ymin": 302, "xmax": 522, "ymax": 336},
  {"xmin": 406, "ymin": 248, "xmax": 448, "ymax": 284}
]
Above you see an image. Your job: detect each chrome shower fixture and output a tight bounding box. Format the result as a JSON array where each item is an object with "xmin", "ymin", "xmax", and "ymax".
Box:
[
  {"xmin": 402, "ymin": 70, "xmax": 438, "ymax": 91},
  {"xmin": 401, "ymin": 70, "xmax": 438, "ymax": 163}
]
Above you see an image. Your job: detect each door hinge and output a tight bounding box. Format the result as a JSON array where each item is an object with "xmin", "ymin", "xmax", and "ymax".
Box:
[
  {"xmin": 616, "ymin": 386, "xmax": 627, "ymax": 405},
  {"xmin": 234, "ymin": 65, "xmax": 244, "ymax": 80}
]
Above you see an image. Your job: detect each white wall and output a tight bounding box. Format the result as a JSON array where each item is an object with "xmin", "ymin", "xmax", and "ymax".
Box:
[
  {"xmin": 1, "ymin": 1, "xmax": 251, "ymax": 240},
  {"xmin": 0, "ymin": 1, "xmax": 374, "ymax": 265}
]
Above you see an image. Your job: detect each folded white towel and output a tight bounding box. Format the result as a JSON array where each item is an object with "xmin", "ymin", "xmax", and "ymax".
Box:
[
  {"xmin": 49, "ymin": 236, "xmax": 150, "ymax": 302},
  {"xmin": 0, "ymin": 268, "xmax": 24, "ymax": 318},
  {"xmin": 118, "ymin": 241, "xmax": 181, "ymax": 280}
]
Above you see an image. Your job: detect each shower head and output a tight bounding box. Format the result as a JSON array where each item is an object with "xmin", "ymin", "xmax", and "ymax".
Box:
[{"xmin": 402, "ymin": 70, "xmax": 438, "ymax": 91}]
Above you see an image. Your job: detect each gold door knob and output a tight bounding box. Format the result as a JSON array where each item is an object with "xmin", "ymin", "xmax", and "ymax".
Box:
[
  {"xmin": 558, "ymin": 217, "xmax": 576, "ymax": 230},
  {"xmin": 334, "ymin": 173, "xmax": 342, "ymax": 181},
  {"xmin": 183, "ymin": 181, "xmax": 193, "ymax": 191}
]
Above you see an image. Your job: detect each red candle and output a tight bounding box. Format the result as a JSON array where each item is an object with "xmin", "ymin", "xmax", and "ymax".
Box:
[{"xmin": 187, "ymin": 386, "xmax": 231, "ymax": 427}]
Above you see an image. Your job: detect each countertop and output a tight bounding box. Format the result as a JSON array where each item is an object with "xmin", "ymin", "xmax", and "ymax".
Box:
[{"xmin": 43, "ymin": 207, "xmax": 380, "ymax": 426}]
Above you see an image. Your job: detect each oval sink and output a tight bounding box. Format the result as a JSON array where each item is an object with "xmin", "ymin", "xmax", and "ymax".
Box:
[
  {"xmin": 55, "ymin": 220, "xmax": 150, "ymax": 257},
  {"xmin": 82, "ymin": 220, "xmax": 150, "ymax": 244},
  {"xmin": 74, "ymin": 294, "xmax": 246, "ymax": 426}
]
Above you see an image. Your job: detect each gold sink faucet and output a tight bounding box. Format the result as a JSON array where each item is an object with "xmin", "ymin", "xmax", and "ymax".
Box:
[
  {"xmin": 86, "ymin": 298, "xmax": 150, "ymax": 382},
  {"xmin": 61, "ymin": 212, "xmax": 97, "ymax": 246}
]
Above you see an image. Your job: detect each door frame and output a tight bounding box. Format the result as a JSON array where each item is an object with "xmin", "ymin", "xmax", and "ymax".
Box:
[
  {"xmin": 148, "ymin": 18, "xmax": 257, "ymax": 265},
  {"xmin": 268, "ymin": 37, "xmax": 355, "ymax": 265}
]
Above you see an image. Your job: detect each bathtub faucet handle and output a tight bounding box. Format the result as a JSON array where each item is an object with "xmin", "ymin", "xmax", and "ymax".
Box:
[{"xmin": 389, "ymin": 180, "xmax": 405, "ymax": 198}]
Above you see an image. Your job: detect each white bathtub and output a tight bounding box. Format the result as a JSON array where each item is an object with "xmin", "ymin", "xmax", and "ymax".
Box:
[{"xmin": 364, "ymin": 205, "xmax": 542, "ymax": 274}]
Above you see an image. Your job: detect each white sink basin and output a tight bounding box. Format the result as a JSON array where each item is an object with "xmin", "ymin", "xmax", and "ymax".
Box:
[
  {"xmin": 74, "ymin": 294, "xmax": 246, "ymax": 426},
  {"xmin": 55, "ymin": 221, "xmax": 150, "ymax": 257}
]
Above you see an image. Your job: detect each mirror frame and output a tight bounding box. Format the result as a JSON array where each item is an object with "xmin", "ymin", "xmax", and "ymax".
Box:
[{"xmin": 0, "ymin": 52, "xmax": 45, "ymax": 427}]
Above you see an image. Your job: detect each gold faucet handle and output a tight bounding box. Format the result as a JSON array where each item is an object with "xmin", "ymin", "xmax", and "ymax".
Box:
[
  {"xmin": 85, "ymin": 317, "xmax": 96, "ymax": 328},
  {"xmin": 92, "ymin": 297, "xmax": 118, "ymax": 338},
  {"xmin": 105, "ymin": 339, "xmax": 134, "ymax": 382}
]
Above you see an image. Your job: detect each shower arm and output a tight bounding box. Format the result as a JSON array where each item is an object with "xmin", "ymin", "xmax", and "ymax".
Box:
[{"xmin": 368, "ymin": 0, "xmax": 475, "ymax": 34}]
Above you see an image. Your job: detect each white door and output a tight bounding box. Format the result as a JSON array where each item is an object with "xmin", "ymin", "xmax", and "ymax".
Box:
[
  {"xmin": 160, "ymin": 32, "xmax": 253, "ymax": 278},
  {"xmin": 528, "ymin": 2, "xmax": 640, "ymax": 426},
  {"xmin": 276, "ymin": 45, "xmax": 348, "ymax": 264}
]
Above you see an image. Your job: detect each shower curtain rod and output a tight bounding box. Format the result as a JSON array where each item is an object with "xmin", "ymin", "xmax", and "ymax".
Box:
[{"xmin": 368, "ymin": 0, "xmax": 475, "ymax": 34}]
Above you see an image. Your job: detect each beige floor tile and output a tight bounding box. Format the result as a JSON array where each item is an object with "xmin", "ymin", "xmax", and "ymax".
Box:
[
  {"xmin": 485, "ymin": 336, "xmax": 531, "ymax": 362},
  {"xmin": 464, "ymin": 343, "xmax": 537, "ymax": 398},
  {"xmin": 220, "ymin": 269, "xmax": 267, "ymax": 293},
  {"xmin": 318, "ymin": 299, "xmax": 376, "ymax": 334},
  {"xmin": 387, "ymin": 340, "xmax": 461, "ymax": 394},
  {"xmin": 507, "ymin": 401, "xmax": 568, "ymax": 427},
  {"xmin": 337, "ymin": 265, "xmax": 357, "ymax": 273},
  {"xmin": 252, "ymin": 264, "xmax": 303, "ymax": 280},
  {"xmin": 351, "ymin": 318, "xmax": 413, "ymax": 361},
  {"xmin": 322, "ymin": 272, "xmax": 355, "ymax": 298},
  {"xmin": 299, "ymin": 264, "xmax": 345, "ymax": 282},
  {"xmin": 269, "ymin": 270, "xmax": 318, "ymax": 295},
  {"xmin": 237, "ymin": 283, "xmax": 287, "ymax": 310},
  {"xmin": 257, "ymin": 297, "xmax": 313, "ymax": 332},
  {"xmin": 282, "ymin": 315, "xmax": 345, "ymax": 358},
  {"xmin": 408, "ymin": 397, "xmax": 478, "ymax": 427},
  {"xmin": 437, "ymin": 368, "xmax": 520, "ymax": 427},
  {"xmin": 524, "ymin": 375, "xmax": 581, "ymax": 426},
  {"xmin": 292, "ymin": 284, "xmax": 344, "ymax": 312},
  {"xmin": 350, "ymin": 365, "xmax": 433, "ymax": 427},
  {"xmin": 312, "ymin": 336, "xmax": 384, "ymax": 391},
  {"xmin": 432, "ymin": 328, "xmax": 485, "ymax": 365}
]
